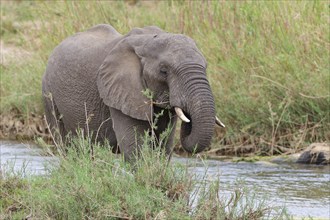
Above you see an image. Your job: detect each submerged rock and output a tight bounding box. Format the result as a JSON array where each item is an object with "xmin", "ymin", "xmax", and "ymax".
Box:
[{"xmin": 296, "ymin": 143, "xmax": 330, "ymax": 165}]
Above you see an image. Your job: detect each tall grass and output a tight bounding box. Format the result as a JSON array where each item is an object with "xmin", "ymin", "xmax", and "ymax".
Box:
[
  {"xmin": 1, "ymin": 1, "xmax": 329, "ymax": 152},
  {"xmin": 0, "ymin": 132, "xmax": 286, "ymax": 219}
]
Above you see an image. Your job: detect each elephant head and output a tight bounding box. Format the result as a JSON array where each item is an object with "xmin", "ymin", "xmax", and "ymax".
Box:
[{"xmin": 97, "ymin": 26, "xmax": 224, "ymax": 153}]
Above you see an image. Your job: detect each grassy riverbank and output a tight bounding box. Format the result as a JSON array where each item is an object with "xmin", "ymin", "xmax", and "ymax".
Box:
[
  {"xmin": 0, "ymin": 135, "xmax": 287, "ymax": 219},
  {"xmin": 1, "ymin": 1, "xmax": 329, "ymax": 154}
]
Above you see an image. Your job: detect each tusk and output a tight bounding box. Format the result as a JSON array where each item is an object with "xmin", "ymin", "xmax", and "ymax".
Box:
[
  {"xmin": 216, "ymin": 116, "xmax": 225, "ymax": 128},
  {"xmin": 175, "ymin": 107, "xmax": 190, "ymax": 123}
]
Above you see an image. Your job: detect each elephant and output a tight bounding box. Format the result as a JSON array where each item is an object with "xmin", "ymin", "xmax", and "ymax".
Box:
[{"xmin": 42, "ymin": 24, "xmax": 225, "ymax": 161}]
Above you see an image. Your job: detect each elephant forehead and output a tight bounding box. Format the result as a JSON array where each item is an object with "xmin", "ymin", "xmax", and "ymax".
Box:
[
  {"xmin": 141, "ymin": 34, "xmax": 206, "ymax": 66},
  {"xmin": 167, "ymin": 34, "xmax": 196, "ymax": 47},
  {"xmin": 145, "ymin": 34, "xmax": 196, "ymax": 51},
  {"xmin": 167, "ymin": 44, "xmax": 206, "ymax": 66},
  {"xmin": 167, "ymin": 47, "xmax": 205, "ymax": 63}
]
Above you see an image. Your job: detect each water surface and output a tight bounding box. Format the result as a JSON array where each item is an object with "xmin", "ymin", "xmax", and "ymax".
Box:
[
  {"xmin": 0, "ymin": 140, "xmax": 58, "ymax": 176},
  {"xmin": 173, "ymin": 157, "xmax": 330, "ymax": 218}
]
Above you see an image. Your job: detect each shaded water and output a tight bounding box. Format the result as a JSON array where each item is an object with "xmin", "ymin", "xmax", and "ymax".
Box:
[{"xmin": 1, "ymin": 140, "xmax": 329, "ymax": 218}]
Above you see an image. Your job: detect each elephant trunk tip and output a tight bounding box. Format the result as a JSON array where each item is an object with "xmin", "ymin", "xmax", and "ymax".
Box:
[{"xmin": 179, "ymin": 119, "xmax": 214, "ymax": 154}]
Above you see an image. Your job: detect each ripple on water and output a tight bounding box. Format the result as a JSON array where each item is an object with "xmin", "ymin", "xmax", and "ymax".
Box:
[
  {"xmin": 0, "ymin": 140, "xmax": 58, "ymax": 176},
  {"xmin": 172, "ymin": 157, "xmax": 330, "ymax": 219}
]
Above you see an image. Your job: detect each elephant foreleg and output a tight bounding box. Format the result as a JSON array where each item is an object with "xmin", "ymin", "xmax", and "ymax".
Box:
[
  {"xmin": 110, "ymin": 108, "xmax": 151, "ymax": 161},
  {"xmin": 153, "ymin": 108, "xmax": 178, "ymax": 155}
]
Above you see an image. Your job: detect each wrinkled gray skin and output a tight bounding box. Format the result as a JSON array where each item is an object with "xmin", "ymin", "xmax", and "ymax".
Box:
[{"xmin": 42, "ymin": 24, "xmax": 216, "ymax": 161}]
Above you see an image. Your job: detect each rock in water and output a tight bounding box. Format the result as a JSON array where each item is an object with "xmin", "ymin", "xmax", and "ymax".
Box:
[{"xmin": 297, "ymin": 143, "xmax": 330, "ymax": 165}]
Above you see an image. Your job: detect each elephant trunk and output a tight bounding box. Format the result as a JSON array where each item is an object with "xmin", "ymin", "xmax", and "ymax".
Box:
[{"xmin": 172, "ymin": 64, "xmax": 215, "ymax": 153}]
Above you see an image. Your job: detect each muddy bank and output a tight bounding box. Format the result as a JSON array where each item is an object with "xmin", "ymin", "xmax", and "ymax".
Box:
[
  {"xmin": 0, "ymin": 110, "xmax": 49, "ymax": 140},
  {"xmin": 1, "ymin": 111, "xmax": 329, "ymax": 164},
  {"xmin": 0, "ymin": 114, "xmax": 267, "ymax": 157}
]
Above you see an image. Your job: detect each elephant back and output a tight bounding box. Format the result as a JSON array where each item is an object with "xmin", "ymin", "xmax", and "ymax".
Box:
[{"xmin": 42, "ymin": 24, "xmax": 122, "ymax": 135}]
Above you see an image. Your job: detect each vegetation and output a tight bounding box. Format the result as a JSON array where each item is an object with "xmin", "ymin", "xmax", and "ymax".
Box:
[
  {"xmin": 0, "ymin": 132, "xmax": 288, "ymax": 219},
  {"xmin": 1, "ymin": 1, "xmax": 329, "ymax": 154},
  {"xmin": 0, "ymin": 2, "xmax": 326, "ymax": 218}
]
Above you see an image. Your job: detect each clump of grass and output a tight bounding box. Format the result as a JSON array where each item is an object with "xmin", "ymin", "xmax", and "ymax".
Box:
[
  {"xmin": 1, "ymin": 1, "xmax": 328, "ymax": 153},
  {"xmin": 0, "ymin": 175, "xmax": 29, "ymax": 219},
  {"xmin": 0, "ymin": 131, "xmax": 285, "ymax": 219}
]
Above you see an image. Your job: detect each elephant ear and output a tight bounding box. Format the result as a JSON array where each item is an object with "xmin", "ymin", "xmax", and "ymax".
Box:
[{"xmin": 97, "ymin": 27, "xmax": 165, "ymax": 121}]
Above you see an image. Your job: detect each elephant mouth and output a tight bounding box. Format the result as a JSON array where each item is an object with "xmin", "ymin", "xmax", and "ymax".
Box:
[
  {"xmin": 153, "ymin": 92, "xmax": 171, "ymax": 109},
  {"xmin": 154, "ymin": 101, "xmax": 171, "ymax": 109}
]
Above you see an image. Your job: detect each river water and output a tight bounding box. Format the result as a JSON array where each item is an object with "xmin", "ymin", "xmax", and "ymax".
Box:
[{"xmin": 1, "ymin": 140, "xmax": 329, "ymax": 218}]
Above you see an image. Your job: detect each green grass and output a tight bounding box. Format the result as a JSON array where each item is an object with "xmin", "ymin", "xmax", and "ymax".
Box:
[
  {"xmin": 1, "ymin": 1, "xmax": 329, "ymax": 153},
  {"xmin": 0, "ymin": 133, "xmax": 287, "ymax": 219}
]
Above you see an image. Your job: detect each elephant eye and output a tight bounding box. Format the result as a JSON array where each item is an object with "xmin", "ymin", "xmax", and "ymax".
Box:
[
  {"xmin": 160, "ymin": 67, "xmax": 167, "ymax": 75},
  {"xmin": 160, "ymin": 70, "xmax": 167, "ymax": 75}
]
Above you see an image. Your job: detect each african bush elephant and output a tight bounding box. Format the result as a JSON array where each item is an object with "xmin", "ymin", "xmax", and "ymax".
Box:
[{"xmin": 42, "ymin": 24, "xmax": 224, "ymax": 161}]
